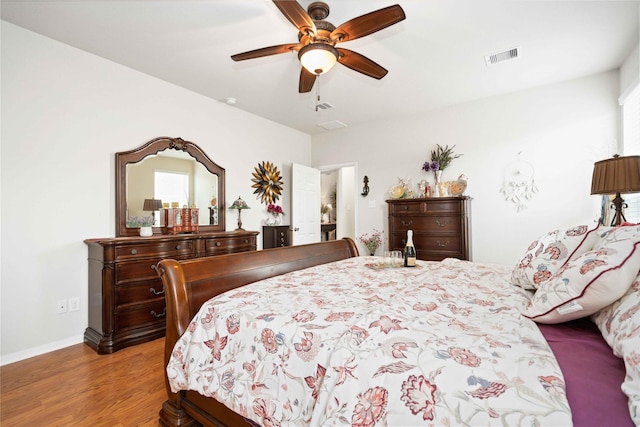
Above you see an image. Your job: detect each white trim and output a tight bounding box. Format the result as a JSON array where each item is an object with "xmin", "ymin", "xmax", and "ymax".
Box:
[
  {"xmin": 0, "ymin": 335, "xmax": 83, "ymax": 366},
  {"xmin": 618, "ymin": 76, "xmax": 640, "ymax": 105}
]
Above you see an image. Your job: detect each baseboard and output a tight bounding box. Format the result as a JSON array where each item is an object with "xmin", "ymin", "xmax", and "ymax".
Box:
[{"xmin": 0, "ymin": 335, "xmax": 84, "ymax": 366}]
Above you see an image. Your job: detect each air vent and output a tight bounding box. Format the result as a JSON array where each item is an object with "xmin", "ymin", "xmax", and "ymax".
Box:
[
  {"xmin": 316, "ymin": 102, "xmax": 334, "ymax": 110},
  {"xmin": 484, "ymin": 47, "xmax": 520, "ymax": 66},
  {"xmin": 317, "ymin": 120, "xmax": 347, "ymax": 130}
]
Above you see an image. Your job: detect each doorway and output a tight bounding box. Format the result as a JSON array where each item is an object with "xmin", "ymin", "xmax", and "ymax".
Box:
[{"xmin": 319, "ymin": 163, "xmax": 357, "ymax": 242}]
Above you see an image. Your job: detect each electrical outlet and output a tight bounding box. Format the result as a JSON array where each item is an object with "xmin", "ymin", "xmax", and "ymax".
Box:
[
  {"xmin": 69, "ymin": 297, "xmax": 80, "ymax": 312},
  {"xmin": 56, "ymin": 299, "xmax": 67, "ymax": 314}
]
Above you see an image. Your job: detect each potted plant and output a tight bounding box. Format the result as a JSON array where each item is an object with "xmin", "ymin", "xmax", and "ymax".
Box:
[
  {"xmin": 266, "ymin": 203, "xmax": 285, "ymax": 225},
  {"xmin": 359, "ymin": 229, "xmax": 383, "ymax": 256},
  {"xmin": 127, "ymin": 215, "xmax": 155, "ymax": 236},
  {"xmin": 422, "ymin": 144, "xmax": 463, "ymax": 196}
]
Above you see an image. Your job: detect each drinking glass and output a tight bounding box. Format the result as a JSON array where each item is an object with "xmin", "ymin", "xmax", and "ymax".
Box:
[
  {"xmin": 392, "ymin": 250, "xmax": 403, "ymax": 267},
  {"xmin": 383, "ymin": 251, "xmax": 392, "ymax": 267}
]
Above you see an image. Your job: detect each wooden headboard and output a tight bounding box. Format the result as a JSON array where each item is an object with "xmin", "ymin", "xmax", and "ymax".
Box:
[{"xmin": 156, "ymin": 237, "xmax": 359, "ymax": 425}]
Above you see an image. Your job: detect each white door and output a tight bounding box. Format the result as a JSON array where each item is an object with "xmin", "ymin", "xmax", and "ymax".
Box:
[{"xmin": 291, "ymin": 163, "xmax": 321, "ymax": 245}]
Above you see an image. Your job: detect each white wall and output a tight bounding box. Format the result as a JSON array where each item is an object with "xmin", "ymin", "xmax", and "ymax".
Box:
[
  {"xmin": 312, "ymin": 71, "xmax": 619, "ymax": 265},
  {"xmin": 0, "ymin": 22, "xmax": 311, "ymax": 362}
]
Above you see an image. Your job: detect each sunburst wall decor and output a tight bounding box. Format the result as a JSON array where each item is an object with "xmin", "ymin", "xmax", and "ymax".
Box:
[{"xmin": 251, "ymin": 161, "xmax": 283, "ymax": 204}]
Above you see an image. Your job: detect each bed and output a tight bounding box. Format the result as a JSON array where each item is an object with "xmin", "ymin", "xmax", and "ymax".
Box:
[{"xmin": 156, "ymin": 225, "xmax": 640, "ymax": 427}]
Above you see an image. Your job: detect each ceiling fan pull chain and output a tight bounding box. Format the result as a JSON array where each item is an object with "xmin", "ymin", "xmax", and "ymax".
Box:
[{"xmin": 315, "ymin": 75, "xmax": 321, "ymax": 112}]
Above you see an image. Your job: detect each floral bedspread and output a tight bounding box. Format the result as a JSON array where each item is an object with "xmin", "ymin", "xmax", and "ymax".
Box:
[{"xmin": 167, "ymin": 257, "xmax": 572, "ymax": 426}]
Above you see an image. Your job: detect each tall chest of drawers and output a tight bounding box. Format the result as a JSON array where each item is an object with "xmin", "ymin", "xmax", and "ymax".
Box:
[
  {"xmin": 387, "ymin": 197, "xmax": 470, "ymax": 261},
  {"xmin": 84, "ymin": 231, "xmax": 258, "ymax": 354},
  {"xmin": 262, "ymin": 225, "xmax": 291, "ymax": 249}
]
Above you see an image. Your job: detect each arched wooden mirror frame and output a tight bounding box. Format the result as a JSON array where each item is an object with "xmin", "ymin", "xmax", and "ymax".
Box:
[{"xmin": 116, "ymin": 136, "xmax": 225, "ymax": 237}]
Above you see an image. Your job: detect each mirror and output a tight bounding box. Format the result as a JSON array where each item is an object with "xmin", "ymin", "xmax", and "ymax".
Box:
[{"xmin": 116, "ymin": 137, "xmax": 225, "ymax": 237}]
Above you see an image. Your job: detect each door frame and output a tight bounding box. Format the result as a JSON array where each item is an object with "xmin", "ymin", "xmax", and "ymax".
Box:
[{"xmin": 317, "ymin": 162, "xmax": 359, "ymax": 242}]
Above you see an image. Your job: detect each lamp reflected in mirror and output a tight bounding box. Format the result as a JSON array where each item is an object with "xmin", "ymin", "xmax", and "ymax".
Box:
[
  {"xmin": 591, "ymin": 155, "xmax": 640, "ymax": 226},
  {"xmin": 143, "ymin": 198, "xmax": 163, "ymax": 226}
]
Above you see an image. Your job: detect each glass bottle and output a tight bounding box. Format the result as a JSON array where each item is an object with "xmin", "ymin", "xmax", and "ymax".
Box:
[{"xmin": 404, "ymin": 230, "xmax": 417, "ymax": 267}]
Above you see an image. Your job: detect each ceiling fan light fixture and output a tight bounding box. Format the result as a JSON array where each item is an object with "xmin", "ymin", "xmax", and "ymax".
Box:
[{"xmin": 298, "ymin": 43, "xmax": 339, "ymax": 75}]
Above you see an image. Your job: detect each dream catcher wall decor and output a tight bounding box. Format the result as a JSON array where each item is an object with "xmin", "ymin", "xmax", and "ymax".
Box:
[
  {"xmin": 251, "ymin": 161, "xmax": 283, "ymax": 204},
  {"xmin": 500, "ymin": 153, "xmax": 538, "ymax": 212}
]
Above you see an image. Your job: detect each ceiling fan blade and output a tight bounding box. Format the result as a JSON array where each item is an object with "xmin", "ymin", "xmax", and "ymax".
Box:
[
  {"xmin": 331, "ymin": 4, "xmax": 405, "ymax": 43},
  {"xmin": 273, "ymin": 0, "xmax": 316, "ymax": 36},
  {"xmin": 299, "ymin": 67, "xmax": 317, "ymax": 93},
  {"xmin": 231, "ymin": 44, "xmax": 300, "ymax": 61},
  {"xmin": 337, "ymin": 48, "xmax": 388, "ymax": 79}
]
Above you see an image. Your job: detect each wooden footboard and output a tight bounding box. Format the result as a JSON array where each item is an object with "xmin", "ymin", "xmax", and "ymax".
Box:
[{"xmin": 156, "ymin": 238, "xmax": 359, "ymax": 427}]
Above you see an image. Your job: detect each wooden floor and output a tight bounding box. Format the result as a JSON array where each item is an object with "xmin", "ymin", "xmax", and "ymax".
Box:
[{"xmin": 1, "ymin": 338, "xmax": 166, "ymax": 426}]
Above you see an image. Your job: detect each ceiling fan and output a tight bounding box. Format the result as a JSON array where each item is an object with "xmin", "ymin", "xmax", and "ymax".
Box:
[{"xmin": 231, "ymin": 1, "xmax": 406, "ymax": 93}]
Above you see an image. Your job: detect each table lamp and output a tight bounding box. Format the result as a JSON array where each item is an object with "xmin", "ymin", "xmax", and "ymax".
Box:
[
  {"xmin": 591, "ymin": 155, "xmax": 640, "ymax": 226},
  {"xmin": 229, "ymin": 196, "xmax": 250, "ymax": 231}
]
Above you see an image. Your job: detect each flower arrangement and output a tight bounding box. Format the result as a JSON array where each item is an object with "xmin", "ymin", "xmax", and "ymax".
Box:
[
  {"xmin": 359, "ymin": 229, "xmax": 382, "ymax": 255},
  {"xmin": 422, "ymin": 144, "xmax": 462, "ymax": 173},
  {"xmin": 267, "ymin": 203, "xmax": 285, "ymax": 217},
  {"xmin": 126, "ymin": 215, "xmax": 154, "ymax": 227}
]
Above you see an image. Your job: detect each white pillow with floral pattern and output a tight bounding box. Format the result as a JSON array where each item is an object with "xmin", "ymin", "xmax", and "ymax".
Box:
[
  {"xmin": 523, "ymin": 225, "xmax": 640, "ymax": 323},
  {"xmin": 511, "ymin": 224, "xmax": 607, "ymax": 290}
]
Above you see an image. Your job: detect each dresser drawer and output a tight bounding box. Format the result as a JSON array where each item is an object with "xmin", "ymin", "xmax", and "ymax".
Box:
[
  {"xmin": 115, "ymin": 299, "xmax": 166, "ymax": 332},
  {"xmin": 116, "ymin": 280, "xmax": 165, "ymax": 306},
  {"xmin": 115, "ymin": 259, "xmax": 160, "ymax": 284},
  {"xmin": 205, "ymin": 235, "xmax": 256, "ymax": 255},
  {"xmin": 413, "ymin": 234, "xmax": 463, "ymax": 254},
  {"xmin": 389, "ymin": 199, "xmax": 463, "ymax": 215},
  {"xmin": 390, "ymin": 233, "xmax": 463, "ymax": 258},
  {"xmin": 114, "ymin": 240, "xmax": 194, "ymax": 260},
  {"xmin": 389, "ymin": 201, "xmax": 426, "ymax": 215},
  {"xmin": 392, "ymin": 216, "xmax": 461, "ymax": 233}
]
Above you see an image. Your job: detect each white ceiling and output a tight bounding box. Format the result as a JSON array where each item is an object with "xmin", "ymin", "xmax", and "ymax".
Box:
[{"xmin": 2, "ymin": 1, "xmax": 638, "ymax": 135}]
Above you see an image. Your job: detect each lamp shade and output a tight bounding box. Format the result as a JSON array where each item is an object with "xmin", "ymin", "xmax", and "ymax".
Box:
[
  {"xmin": 229, "ymin": 196, "xmax": 250, "ymax": 210},
  {"xmin": 143, "ymin": 198, "xmax": 163, "ymax": 211},
  {"xmin": 591, "ymin": 155, "xmax": 640, "ymax": 195},
  {"xmin": 298, "ymin": 43, "xmax": 339, "ymax": 75}
]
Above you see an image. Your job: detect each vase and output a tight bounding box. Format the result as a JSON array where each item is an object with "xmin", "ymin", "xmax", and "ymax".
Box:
[
  {"xmin": 266, "ymin": 215, "xmax": 281, "ymax": 226},
  {"xmin": 433, "ymin": 170, "xmax": 443, "ymax": 196},
  {"xmin": 139, "ymin": 226, "xmax": 153, "ymax": 237}
]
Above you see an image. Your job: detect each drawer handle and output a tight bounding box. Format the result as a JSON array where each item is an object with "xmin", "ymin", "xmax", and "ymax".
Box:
[
  {"xmin": 402, "ymin": 206, "xmax": 409, "ymax": 210},
  {"xmin": 216, "ymin": 242, "xmax": 221, "ymax": 247},
  {"xmin": 150, "ymin": 308, "xmax": 166, "ymax": 318},
  {"xmin": 243, "ymin": 239, "xmax": 248, "ymax": 243},
  {"xmin": 435, "ymin": 219, "xmax": 451, "ymax": 227},
  {"xmin": 401, "ymin": 220, "xmax": 413, "ymax": 227},
  {"xmin": 149, "ymin": 287, "xmax": 165, "ymax": 296},
  {"xmin": 175, "ymin": 244, "xmax": 181, "ymax": 250},
  {"xmin": 436, "ymin": 240, "xmax": 450, "ymax": 247},
  {"xmin": 130, "ymin": 249, "xmax": 138, "ymax": 255}
]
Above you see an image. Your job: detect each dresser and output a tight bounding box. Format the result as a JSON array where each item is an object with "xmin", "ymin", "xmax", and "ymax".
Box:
[
  {"xmin": 387, "ymin": 197, "xmax": 470, "ymax": 261},
  {"xmin": 262, "ymin": 225, "xmax": 291, "ymax": 249},
  {"xmin": 84, "ymin": 230, "xmax": 258, "ymax": 354}
]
